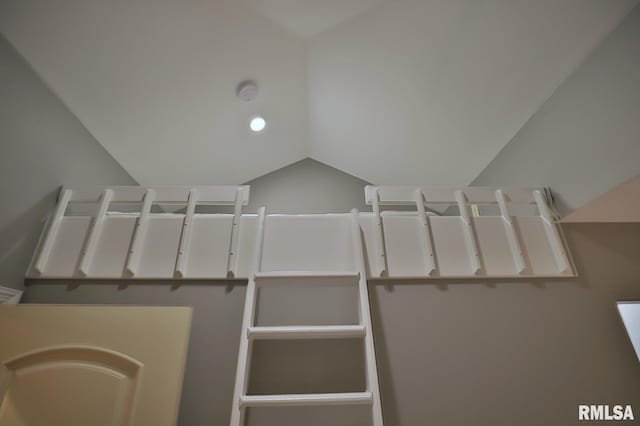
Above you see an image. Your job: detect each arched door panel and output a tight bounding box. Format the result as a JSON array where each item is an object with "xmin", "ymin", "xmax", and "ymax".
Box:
[
  {"xmin": 0, "ymin": 346, "xmax": 141, "ymax": 426},
  {"xmin": 0, "ymin": 306, "xmax": 192, "ymax": 426}
]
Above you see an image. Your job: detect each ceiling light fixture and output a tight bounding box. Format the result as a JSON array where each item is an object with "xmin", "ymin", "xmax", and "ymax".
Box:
[{"xmin": 249, "ymin": 116, "xmax": 266, "ymax": 133}]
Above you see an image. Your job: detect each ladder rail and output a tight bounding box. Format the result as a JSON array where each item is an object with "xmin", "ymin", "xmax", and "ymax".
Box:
[
  {"xmin": 229, "ymin": 206, "xmax": 266, "ymax": 426},
  {"xmin": 350, "ymin": 209, "xmax": 385, "ymax": 426},
  {"xmin": 227, "ymin": 186, "xmax": 244, "ymax": 278}
]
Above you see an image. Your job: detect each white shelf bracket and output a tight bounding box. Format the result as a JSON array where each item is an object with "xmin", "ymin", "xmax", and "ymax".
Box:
[
  {"xmin": 495, "ymin": 189, "xmax": 526, "ymax": 274},
  {"xmin": 370, "ymin": 187, "xmax": 387, "ymax": 277},
  {"xmin": 414, "ymin": 189, "xmax": 436, "ymax": 275},
  {"xmin": 174, "ymin": 188, "xmax": 198, "ymax": 278},
  {"xmin": 226, "ymin": 186, "xmax": 244, "ymax": 278},
  {"xmin": 33, "ymin": 189, "xmax": 73, "ymax": 275},
  {"xmin": 125, "ymin": 188, "xmax": 156, "ymax": 277},
  {"xmin": 533, "ymin": 190, "xmax": 570, "ymax": 273},
  {"xmin": 455, "ymin": 190, "xmax": 482, "ymax": 275},
  {"xmin": 78, "ymin": 188, "xmax": 114, "ymax": 276}
]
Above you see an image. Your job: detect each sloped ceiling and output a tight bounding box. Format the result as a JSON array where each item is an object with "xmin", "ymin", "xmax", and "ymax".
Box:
[
  {"xmin": 561, "ymin": 175, "xmax": 640, "ymax": 223},
  {"xmin": 240, "ymin": 0, "xmax": 385, "ymax": 37},
  {"xmin": 0, "ymin": 0, "xmax": 309, "ymax": 184},
  {"xmin": 0, "ymin": 0, "xmax": 637, "ymax": 186},
  {"xmin": 308, "ymin": 0, "xmax": 639, "ymax": 184}
]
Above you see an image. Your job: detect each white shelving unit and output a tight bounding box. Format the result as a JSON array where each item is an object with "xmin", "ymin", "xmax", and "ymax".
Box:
[
  {"xmin": 361, "ymin": 185, "xmax": 573, "ymax": 279},
  {"xmin": 27, "ymin": 185, "xmax": 575, "ymax": 280},
  {"xmin": 28, "ymin": 186, "xmax": 251, "ymax": 280}
]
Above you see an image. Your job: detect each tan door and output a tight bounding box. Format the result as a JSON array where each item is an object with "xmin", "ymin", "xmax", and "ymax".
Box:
[{"xmin": 0, "ymin": 305, "xmax": 192, "ymax": 426}]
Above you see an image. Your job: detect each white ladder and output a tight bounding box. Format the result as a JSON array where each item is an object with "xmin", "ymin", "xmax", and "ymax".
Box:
[{"xmin": 229, "ymin": 208, "xmax": 384, "ymax": 426}]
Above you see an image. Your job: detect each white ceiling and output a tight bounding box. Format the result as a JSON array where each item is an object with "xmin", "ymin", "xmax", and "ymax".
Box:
[
  {"xmin": 0, "ymin": 0, "xmax": 638, "ymax": 186},
  {"xmin": 308, "ymin": 0, "xmax": 639, "ymax": 185},
  {"xmin": 0, "ymin": 0, "xmax": 309, "ymax": 185},
  {"xmin": 241, "ymin": 0, "xmax": 385, "ymax": 37}
]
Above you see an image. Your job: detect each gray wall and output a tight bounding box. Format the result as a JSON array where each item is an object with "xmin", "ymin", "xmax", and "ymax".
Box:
[
  {"xmin": 0, "ymin": 34, "xmax": 135, "ymax": 290},
  {"xmin": 372, "ymin": 223, "xmax": 640, "ymax": 425},
  {"xmin": 473, "ymin": 5, "xmax": 640, "ymax": 216},
  {"xmin": 244, "ymin": 158, "xmax": 370, "ymax": 214},
  {"xmin": 22, "ymin": 154, "xmax": 640, "ymax": 425},
  {"xmin": 23, "ymin": 225, "xmax": 640, "ymax": 425}
]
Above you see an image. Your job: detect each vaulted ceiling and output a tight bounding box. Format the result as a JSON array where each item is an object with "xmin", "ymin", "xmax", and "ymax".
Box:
[
  {"xmin": 0, "ymin": 0, "xmax": 637, "ymax": 185},
  {"xmin": 241, "ymin": 0, "xmax": 385, "ymax": 37}
]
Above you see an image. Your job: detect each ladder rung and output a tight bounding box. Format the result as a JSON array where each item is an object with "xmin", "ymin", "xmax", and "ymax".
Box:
[
  {"xmin": 247, "ymin": 325, "xmax": 366, "ymax": 340},
  {"xmin": 239, "ymin": 392, "xmax": 373, "ymax": 408},
  {"xmin": 255, "ymin": 270, "xmax": 359, "ymax": 279}
]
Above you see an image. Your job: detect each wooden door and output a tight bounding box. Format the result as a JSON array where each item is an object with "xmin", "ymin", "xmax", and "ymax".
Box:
[{"xmin": 0, "ymin": 305, "xmax": 192, "ymax": 426}]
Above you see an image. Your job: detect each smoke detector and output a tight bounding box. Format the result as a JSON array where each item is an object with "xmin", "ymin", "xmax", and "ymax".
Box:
[{"xmin": 236, "ymin": 80, "xmax": 258, "ymax": 102}]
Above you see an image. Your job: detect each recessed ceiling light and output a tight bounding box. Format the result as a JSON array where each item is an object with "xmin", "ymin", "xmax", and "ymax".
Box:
[{"xmin": 249, "ymin": 116, "xmax": 266, "ymax": 133}]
